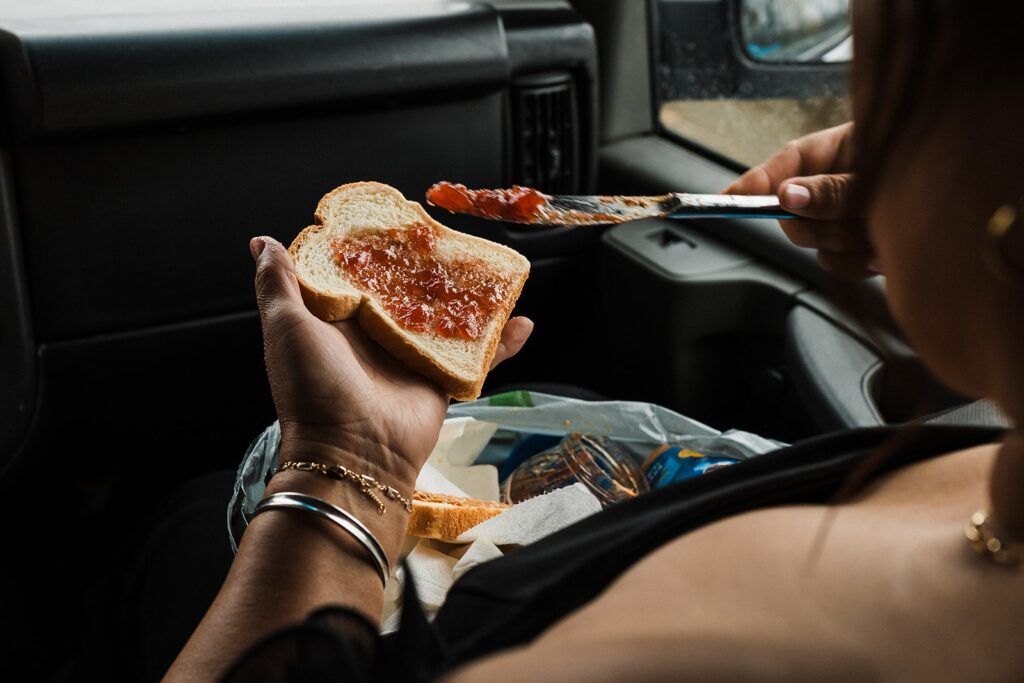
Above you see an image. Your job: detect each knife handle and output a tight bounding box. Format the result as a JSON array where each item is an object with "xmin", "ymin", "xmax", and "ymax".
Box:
[{"xmin": 667, "ymin": 193, "xmax": 795, "ymax": 220}]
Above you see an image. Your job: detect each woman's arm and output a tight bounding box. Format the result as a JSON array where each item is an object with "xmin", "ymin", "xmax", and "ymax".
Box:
[
  {"xmin": 164, "ymin": 237, "xmax": 532, "ymax": 681},
  {"xmin": 165, "ymin": 451, "xmax": 406, "ymax": 682}
]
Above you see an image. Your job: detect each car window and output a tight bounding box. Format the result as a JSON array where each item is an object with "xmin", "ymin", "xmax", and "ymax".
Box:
[{"xmin": 653, "ymin": 0, "xmax": 851, "ymax": 168}]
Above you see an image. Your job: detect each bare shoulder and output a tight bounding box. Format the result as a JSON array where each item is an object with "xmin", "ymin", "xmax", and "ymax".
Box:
[{"xmin": 448, "ymin": 444, "xmax": 1024, "ymax": 683}]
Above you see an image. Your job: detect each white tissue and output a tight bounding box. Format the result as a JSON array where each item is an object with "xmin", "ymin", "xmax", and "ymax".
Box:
[
  {"xmin": 418, "ymin": 417, "xmax": 500, "ymax": 501},
  {"xmin": 380, "ymin": 542, "xmax": 463, "ymax": 634},
  {"xmin": 455, "ymin": 483, "xmax": 603, "ymax": 545},
  {"xmin": 415, "ymin": 462, "xmax": 470, "ymax": 498},
  {"xmin": 381, "ymin": 418, "xmax": 603, "ymax": 632},
  {"xmin": 433, "ymin": 417, "xmax": 500, "ymax": 467},
  {"xmin": 405, "ymin": 543, "xmax": 459, "ymax": 614}
]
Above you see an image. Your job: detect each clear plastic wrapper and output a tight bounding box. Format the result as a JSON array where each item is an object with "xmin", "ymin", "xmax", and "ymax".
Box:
[{"xmin": 229, "ymin": 392, "xmax": 784, "ymax": 551}]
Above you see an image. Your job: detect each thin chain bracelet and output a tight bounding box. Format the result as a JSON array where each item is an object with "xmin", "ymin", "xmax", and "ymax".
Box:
[{"xmin": 275, "ymin": 460, "xmax": 414, "ymax": 514}]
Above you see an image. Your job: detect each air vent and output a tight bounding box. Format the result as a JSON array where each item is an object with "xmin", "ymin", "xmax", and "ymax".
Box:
[{"xmin": 512, "ymin": 72, "xmax": 579, "ymax": 194}]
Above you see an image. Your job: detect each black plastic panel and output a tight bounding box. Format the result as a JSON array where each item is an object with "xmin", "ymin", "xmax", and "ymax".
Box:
[
  {"xmin": 607, "ymin": 219, "xmax": 752, "ymax": 278},
  {"xmin": 785, "ymin": 304, "xmax": 883, "ymax": 430},
  {"xmin": 0, "ymin": 2, "xmax": 601, "ymax": 475},
  {"xmin": 24, "ymin": 311, "xmax": 273, "ymax": 473},
  {"xmin": 503, "ymin": 6, "xmax": 598, "ymax": 191},
  {"xmin": 0, "ymin": 5, "xmax": 602, "ymax": 675},
  {"xmin": 0, "ymin": 4, "xmax": 507, "ymax": 140},
  {"xmin": 17, "ymin": 95, "xmax": 505, "ymax": 341},
  {"xmin": 601, "ymin": 220, "xmax": 812, "ymax": 439},
  {"xmin": 600, "ymin": 136, "xmax": 828, "ymax": 285},
  {"xmin": 0, "ymin": 152, "xmax": 34, "ymax": 469}
]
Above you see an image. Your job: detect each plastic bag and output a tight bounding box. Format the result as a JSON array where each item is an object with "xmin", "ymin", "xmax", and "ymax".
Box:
[{"xmin": 227, "ymin": 391, "xmax": 784, "ymax": 552}]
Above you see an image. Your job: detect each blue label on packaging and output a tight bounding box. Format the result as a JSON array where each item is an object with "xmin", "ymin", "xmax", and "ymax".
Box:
[{"xmin": 642, "ymin": 445, "xmax": 739, "ymax": 489}]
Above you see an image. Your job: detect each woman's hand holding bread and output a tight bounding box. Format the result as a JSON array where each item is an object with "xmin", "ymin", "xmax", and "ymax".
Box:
[
  {"xmin": 250, "ymin": 233, "xmax": 532, "ymax": 494},
  {"xmin": 165, "ymin": 190, "xmax": 532, "ymax": 682}
]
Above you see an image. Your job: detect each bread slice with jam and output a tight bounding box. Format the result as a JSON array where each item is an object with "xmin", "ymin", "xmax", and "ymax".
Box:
[{"xmin": 288, "ymin": 182, "xmax": 530, "ymax": 400}]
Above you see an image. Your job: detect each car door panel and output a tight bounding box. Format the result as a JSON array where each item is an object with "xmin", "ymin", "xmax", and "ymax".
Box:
[
  {"xmin": 0, "ymin": 3, "xmax": 600, "ymax": 479},
  {"xmin": 576, "ymin": 0, "xmax": 974, "ymax": 438},
  {"xmin": 0, "ymin": 6, "xmax": 600, "ymax": 672}
]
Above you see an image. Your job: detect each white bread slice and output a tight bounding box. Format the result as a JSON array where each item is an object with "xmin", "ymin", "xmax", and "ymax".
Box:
[
  {"xmin": 288, "ymin": 182, "xmax": 530, "ymax": 400},
  {"xmin": 407, "ymin": 491, "xmax": 510, "ymax": 541}
]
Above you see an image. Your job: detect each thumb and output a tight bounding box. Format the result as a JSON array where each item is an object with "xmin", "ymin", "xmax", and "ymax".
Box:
[
  {"xmin": 251, "ymin": 236, "xmax": 304, "ymax": 318},
  {"xmin": 779, "ymin": 173, "xmax": 854, "ymax": 221}
]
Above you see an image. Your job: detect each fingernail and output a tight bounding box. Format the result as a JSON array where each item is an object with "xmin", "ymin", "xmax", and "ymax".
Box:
[
  {"xmin": 249, "ymin": 237, "xmax": 266, "ymax": 260},
  {"xmin": 867, "ymin": 259, "xmax": 883, "ymax": 275},
  {"xmin": 782, "ymin": 184, "xmax": 811, "ymax": 210}
]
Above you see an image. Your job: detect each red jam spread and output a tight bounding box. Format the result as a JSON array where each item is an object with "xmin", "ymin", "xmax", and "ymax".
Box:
[
  {"xmin": 331, "ymin": 224, "xmax": 509, "ymax": 341},
  {"xmin": 426, "ymin": 182, "xmax": 547, "ymax": 223}
]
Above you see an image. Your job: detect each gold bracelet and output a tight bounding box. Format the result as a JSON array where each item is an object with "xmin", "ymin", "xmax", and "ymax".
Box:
[{"xmin": 275, "ymin": 460, "xmax": 413, "ymax": 515}]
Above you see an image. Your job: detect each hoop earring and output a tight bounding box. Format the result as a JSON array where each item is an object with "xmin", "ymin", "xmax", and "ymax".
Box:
[{"xmin": 983, "ymin": 204, "xmax": 1024, "ymax": 289}]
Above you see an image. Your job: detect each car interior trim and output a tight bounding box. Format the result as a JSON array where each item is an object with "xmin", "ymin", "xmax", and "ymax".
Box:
[
  {"xmin": 0, "ymin": 149, "xmax": 35, "ymax": 471},
  {"xmin": 0, "ymin": 4, "xmax": 510, "ymax": 139}
]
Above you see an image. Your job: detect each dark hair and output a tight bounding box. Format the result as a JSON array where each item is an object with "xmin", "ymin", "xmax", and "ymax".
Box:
[
  {"xmin": 849, "ymin": 1, "xmax": 1024, "ymax": 210},
  {"xmin": 805, "ymin": 2, "xmax": 1024, "ymax": 531},
  {"xmin": 808, "ymin": 2, "xmax": 979, "ymax": 520},
  {"xmin": 850, "ymin": 1, "xmax": 935, "ymax": 211}
]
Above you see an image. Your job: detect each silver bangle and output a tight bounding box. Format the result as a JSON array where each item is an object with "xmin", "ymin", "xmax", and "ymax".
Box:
[{"xmin": 253, "ymin": 492, "xmax": 391, "ymax": 585}]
